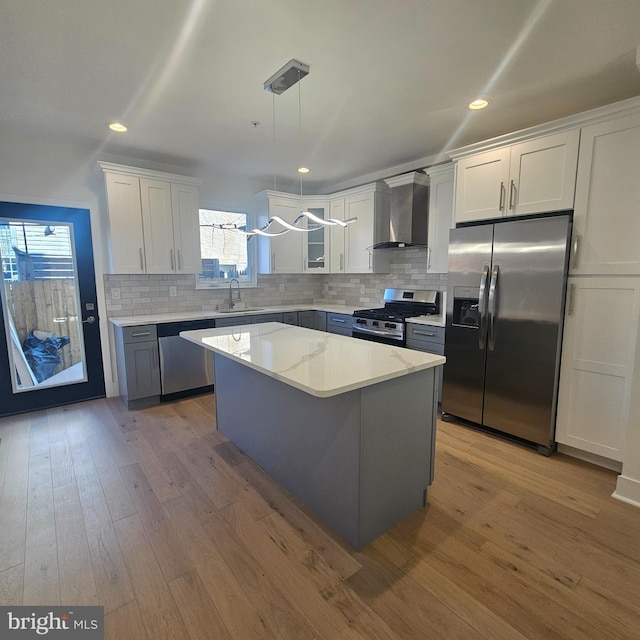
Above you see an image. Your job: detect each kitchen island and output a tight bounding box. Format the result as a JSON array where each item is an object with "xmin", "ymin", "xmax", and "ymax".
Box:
[{"xmin": 180, "ymin": 322, "xmax": 445, "ymax": 549}]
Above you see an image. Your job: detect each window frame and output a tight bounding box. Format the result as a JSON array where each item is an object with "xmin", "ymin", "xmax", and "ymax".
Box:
[{"xmin": 194, "ymin": 208, "xmax": 259, "ymax": 290}]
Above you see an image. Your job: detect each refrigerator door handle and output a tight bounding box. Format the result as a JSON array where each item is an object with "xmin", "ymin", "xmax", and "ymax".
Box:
[
  {"xmin": 478, "ymin": 265, "xmax": 490, "ymax": 350},
  {"xmin": 487, "ymin": 264, "xmax": 499, "ymax": 351}
]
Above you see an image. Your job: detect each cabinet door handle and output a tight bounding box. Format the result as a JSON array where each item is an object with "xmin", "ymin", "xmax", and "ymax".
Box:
[
  {"xmin": 571, "ymin": 233, "xmax": 579, "ymax": 269},
  {"xmin": 139, "ymin": 248, "xmax": 145, "ymax": 271},
  {"xmin": 177, "ymin": 249, "xmax": 182, "ymax": 271},
  {"xmin": 498, "ymin": 182, "xmax": 505, "ymax": 211},
  {"xmin": 368, "ymin": 252, "xmax": 372, "ymax": 271},
  {"xmin": 272, "ymin": 252, "xmax": 276, "ymax": 271},
  {"xmin": 340, "ymin": 253, "xmax": 343, "ymax": 271},
  {"xmin": 567, "ymin": 284, "xmax": 576, "ymax": 316},
  {"xmin": 427, "ymin": 247, "xmax": 432, "ymax": 269},
  {"xmin": 170, "ymin": 249, "xmax": 175, "ymax": 271},
  {"xmin": 509, "ymin": 180, "xmax": 516, "ymax": 210}
]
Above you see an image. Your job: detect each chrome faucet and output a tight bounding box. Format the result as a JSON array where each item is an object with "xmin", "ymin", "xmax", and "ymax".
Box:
[{"xmin": 228, "ymin": 278, "xmax": 241, "ymax": 309}]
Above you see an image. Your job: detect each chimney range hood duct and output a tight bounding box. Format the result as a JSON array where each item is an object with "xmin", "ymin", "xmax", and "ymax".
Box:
[{"xmin": 374, "ymin": 172, "xmax": 429, "ymax": 249}]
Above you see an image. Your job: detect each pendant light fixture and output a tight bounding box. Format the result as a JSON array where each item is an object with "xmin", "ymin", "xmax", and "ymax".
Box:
[{"xmin": 239, "ymin": 59, "xmax": 356, "ymax": 237}]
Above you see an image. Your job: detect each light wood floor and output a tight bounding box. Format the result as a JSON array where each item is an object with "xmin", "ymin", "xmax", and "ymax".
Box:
[{"xmin": 1, "ymin": 394, "xmax": 639, "ymax": 639}]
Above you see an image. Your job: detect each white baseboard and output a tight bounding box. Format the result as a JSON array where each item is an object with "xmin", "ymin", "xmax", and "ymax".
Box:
[
  {"xmin": 556, "ymin": 443, "xmax": 622, "ymax": 472},
  {"xmin": 613, "ymin": 475, "xmax": 640, "ymax": 508}
]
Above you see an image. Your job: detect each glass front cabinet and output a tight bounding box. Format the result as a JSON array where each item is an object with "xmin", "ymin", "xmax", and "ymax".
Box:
[{"xmin": 303, "ymin": 200, "xmax": 330, "ymax": 273}]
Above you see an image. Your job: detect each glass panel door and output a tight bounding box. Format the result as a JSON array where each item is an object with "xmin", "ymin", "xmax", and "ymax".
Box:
[
  {"xmin": 0, "ymin": 202, "xmax": 105, "ymax": 416},
  {"xmin": 0, "ymin": 219, "xmax": 87, "ymax": 390},
  {"xmin": 304, "ymin": 203, "xmax": 329, "ymax": 272}
]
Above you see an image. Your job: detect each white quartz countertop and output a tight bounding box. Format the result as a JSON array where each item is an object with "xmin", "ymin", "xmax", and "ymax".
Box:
[
  {"xmin": 109, "ymin": 304, "xmax": 366, "ymax": 327},
  {"xmin": 180, "ymin": 322, "xmax": 445, "ymax": 398},
  {"xmin": 405, "ymin": 311, "xmax": 446, "ymax": 328}
]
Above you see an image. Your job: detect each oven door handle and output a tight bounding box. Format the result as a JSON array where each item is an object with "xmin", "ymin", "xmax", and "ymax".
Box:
[{"xmin": 352, "ymin": 324, "xmax": 400, "ymax": 338}]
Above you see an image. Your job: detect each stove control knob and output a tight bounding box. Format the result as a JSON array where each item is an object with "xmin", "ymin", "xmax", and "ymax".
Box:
[
  {"xmin": 372, "ymin": 321, "xmax": 379, "ymax": 326},
  {"xmin": 356, "ymin": 318, "xmax": 367, "ymax": 325},
  {"xmin": 385, "ymin": 323, "xmax": 396, "ymax": 329}
]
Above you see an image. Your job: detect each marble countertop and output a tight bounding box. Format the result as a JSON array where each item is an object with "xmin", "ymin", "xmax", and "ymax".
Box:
[
  {"xmin": 405, "ymin": 311, "xmax": 446, "ymax": 328},
  {"xmin": 109, "ymin": 304, "xmax": 366, "ymax": 327},
  {"xmin": 180, "ymin": 322, "xmax": 445, "ymax": 398}
]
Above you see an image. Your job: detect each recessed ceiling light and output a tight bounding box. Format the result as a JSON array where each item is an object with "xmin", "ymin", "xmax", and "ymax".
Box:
[
  {"xmin": 108, "ymin": 122, "xmax": 128, "ymax": 132},
  {"xmin": 468, "ymin": 99, "xmax": 489, "ymax": 110},
  {"xmin": 298, "ymin": 167, "xmax": 310, "ymax": 174}
]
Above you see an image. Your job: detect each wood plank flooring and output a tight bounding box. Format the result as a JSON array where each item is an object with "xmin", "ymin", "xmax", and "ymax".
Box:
[{"xmin": 1, "ymin": 394, "xmax": 639, "ymax": 639}]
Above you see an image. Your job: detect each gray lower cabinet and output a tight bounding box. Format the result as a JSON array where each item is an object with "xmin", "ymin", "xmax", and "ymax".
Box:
[
  {"xmin": 406, "ymin": 323, "xmax": 445, "ymax": 403},
  {"xmin": 216, "ymin": 313, "xmax": 284, "ymax": 327},
  {"xmin": 114, "ymin": 324, "xmax": 161, "ymax": 409},
  {"xmin": 298, "ymin": 311, "xmax": 313, "ymax": 328},
  {"xmin": 298, "ymin": 310, "xmax": 327, "ymax": 331},
  {"xmin": 326, "ymin": 312, "xmax": 353, "ymax": 336},
  {"xmin": 251, "ymin": 313, "xmax": 283, "ymax": 324},
  {"xmin": 215, "ymin": 316, "xmax": 251, "ymax": 328},
  {"xmin": 282, "ymin": 311, "xmax": 298, "ymax": 325}
]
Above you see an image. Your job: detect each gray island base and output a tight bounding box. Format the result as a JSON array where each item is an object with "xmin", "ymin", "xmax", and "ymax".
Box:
[{"xmin": 213, "ymin": 353, "xmax": 437, "ymax": 550}]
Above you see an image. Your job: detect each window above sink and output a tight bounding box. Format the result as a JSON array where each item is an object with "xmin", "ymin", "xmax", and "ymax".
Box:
[{"xmin": 196, "ymin": 209, "xmax": 258, "ymax": 289}]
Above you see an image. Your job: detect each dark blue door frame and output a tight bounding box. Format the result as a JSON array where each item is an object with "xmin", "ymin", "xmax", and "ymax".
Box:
[{"xmin": 0, "ymin": 201, "xmax": 105, "ymax": 417}]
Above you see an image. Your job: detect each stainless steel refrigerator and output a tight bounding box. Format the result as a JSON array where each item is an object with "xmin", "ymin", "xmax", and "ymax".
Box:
[{"xmin": 441, "ymin": 213, "xmax": 572, "ymax": 454}]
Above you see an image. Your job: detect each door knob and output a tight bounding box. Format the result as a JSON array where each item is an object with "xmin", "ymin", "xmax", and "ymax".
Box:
[{"xmin": 82, "ymin": 316, "xmax": 96, "ymax": 324}]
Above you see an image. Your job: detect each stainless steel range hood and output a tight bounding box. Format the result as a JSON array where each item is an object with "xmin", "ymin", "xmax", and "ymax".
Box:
[{"xmin": 375, "ymin": 172, "xmax": 429, "ymax": 249}]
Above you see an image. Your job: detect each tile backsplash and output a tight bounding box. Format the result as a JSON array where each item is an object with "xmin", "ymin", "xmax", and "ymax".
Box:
[{"xmin": 104, "ymin": 247, "xmax": 447, "ymax": 316}]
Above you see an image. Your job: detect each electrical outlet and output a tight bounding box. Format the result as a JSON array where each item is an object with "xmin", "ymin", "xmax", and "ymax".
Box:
[
  {"xmin": 360, "ymin": 285, "xmax": 366, "ymax": 294},
  {"xmin": 279, "ymin": 283, "xmax": 285, "ymax": 293},
  {"xmin": 169, "ymin": 286, "xmax": 177, "ymax": 297},
  {"xmin": 111, "ymin": 288, "xmax": 120, "ymax": 300}
]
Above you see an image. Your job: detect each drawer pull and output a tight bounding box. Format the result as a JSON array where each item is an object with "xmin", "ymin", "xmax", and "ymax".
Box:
[
  {"xmin": 414, "ymin": 330, "xmax": 437, "ymax": 337},
  {"xmin": 131, "ymin": 331, "xmax": 151, "ymax": 337},
  {"xmin": 331, "ymin": 317, "xmax": 346, "ymax": 323}
]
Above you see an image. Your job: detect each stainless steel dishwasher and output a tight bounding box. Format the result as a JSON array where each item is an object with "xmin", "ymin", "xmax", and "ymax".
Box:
[{"xmin": 157, "ymin": 319, "xmax": 216, "ymax": 398}]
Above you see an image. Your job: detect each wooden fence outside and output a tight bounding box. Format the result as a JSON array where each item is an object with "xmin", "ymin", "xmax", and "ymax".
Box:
[{"xmin": 6, "ymin": 279, "xmax": 82, "ymax": 372}]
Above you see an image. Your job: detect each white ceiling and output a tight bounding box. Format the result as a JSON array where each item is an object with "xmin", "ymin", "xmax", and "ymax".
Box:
[{"xmin": 2, "ymin": 0, "xmax": 640, "ymax": 204}]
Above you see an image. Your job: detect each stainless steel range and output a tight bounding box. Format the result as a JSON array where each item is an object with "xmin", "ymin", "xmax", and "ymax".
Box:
[{"xmin": 352, "ymin": 288, "xmax": 440, "ymax": 346}]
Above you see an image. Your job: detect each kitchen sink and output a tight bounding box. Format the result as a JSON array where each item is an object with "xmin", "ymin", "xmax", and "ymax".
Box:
[{"xmin": 217, "ymin": 307, "xmax": 264, "ymax": 313}]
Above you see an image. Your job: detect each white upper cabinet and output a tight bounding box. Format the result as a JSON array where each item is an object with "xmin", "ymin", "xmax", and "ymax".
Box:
[
  {"xmin": 425, "ymin": 163, "xmax": 454, "ymax": 273},
  {"xmin": 170, "ymin": 182, "xmax": 201, "ymax": 275},
  {"xmin": 555, "ymin": 277, "xmax": 640, "ymax": 462},
  {"xmin": 454, "ymin": 147, "xmax": 510, "ymax": 223},
  {"xmin": 257, "ymin": 193, "xmax": 303, "ymax": 274},
  {"xmin": 453, "ymin": 129, "xmax": 580, "ymax": 224},
  {"xmin": 302, "ymin": 199, "xmax": 330, "ymax": 274},
  {"xmin": 342, "ymin": 182, "xmax": 391, "ymax": 274},
  {"xmin": 571, "ymin": 112, "xmax": 640, "ymax": 275},
  {"xmin": 258, "ymin": 182, "xmax": 390, "ymax": 275},
  {"xmin": 99, "ymin": 162, "xmax": 201, "ymax": 275},
  {"xmin": 102, "ymin": 172, "xmax": 146, "ymax": 274},
  {"xmin": 139, "ymin": 178, "xmax": 174, "ymax": 274}
]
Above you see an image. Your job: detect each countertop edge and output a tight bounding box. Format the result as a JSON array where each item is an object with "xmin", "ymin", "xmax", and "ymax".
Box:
[
  {"xmin": 109, "ymin": 304, "xmax": 368, "ymax": 327},
  {"xmin": 180, "ymin": 324, "xmax": 446, "ymax": 398}
]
